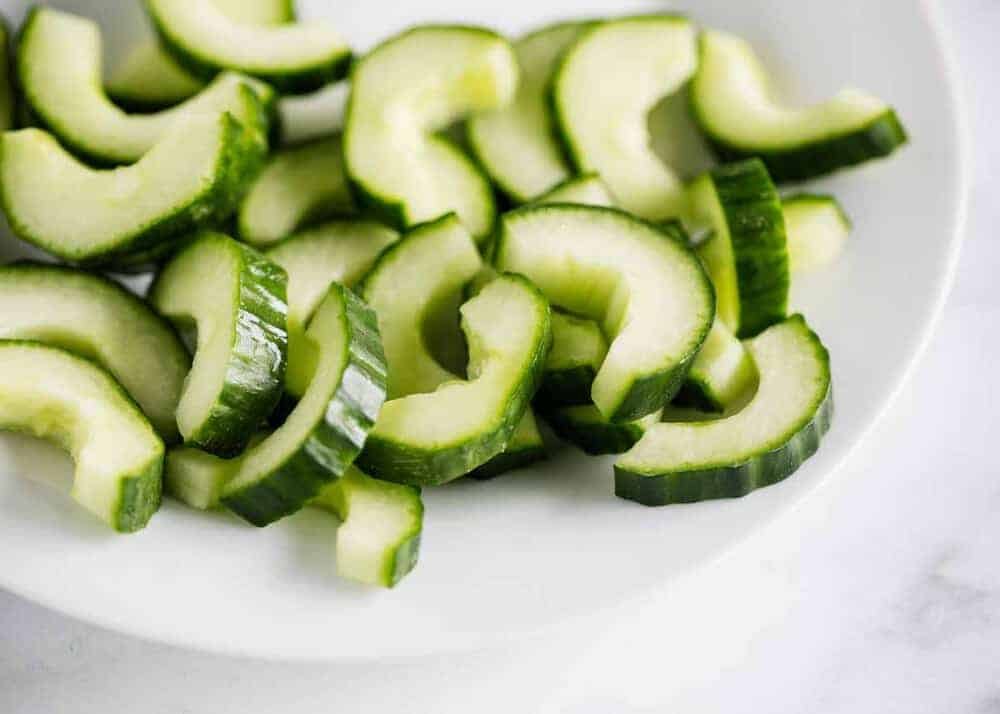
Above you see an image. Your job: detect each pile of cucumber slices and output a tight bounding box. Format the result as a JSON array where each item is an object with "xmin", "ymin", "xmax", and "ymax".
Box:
[{"xmin": 0, "ymin": 3, "xmax": 905, "ymax": 588}]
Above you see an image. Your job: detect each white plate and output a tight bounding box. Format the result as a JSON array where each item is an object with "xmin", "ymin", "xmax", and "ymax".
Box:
[{"xmin": 0, "ymin": 0, "xmax": 966, "ymax": 660}]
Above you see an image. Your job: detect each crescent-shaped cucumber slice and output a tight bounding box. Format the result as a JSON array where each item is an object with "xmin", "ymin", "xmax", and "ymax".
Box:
[
  {"xmin": 0, "ymin": 341, "xmax": 163, "ymax": 532},
  {"xmin": 615, "ymin": 315, "xmax": 832, "ymax": 505}
]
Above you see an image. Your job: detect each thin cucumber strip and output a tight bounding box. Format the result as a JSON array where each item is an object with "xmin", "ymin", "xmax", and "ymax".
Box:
[
  {"xmin": 223, "ymin": 283, "xmax": 387, "ymax": 526},
  {"xmin": 495, "ymin": 204, "xmax": 713, "ymax": 422},
  {"xmin": 150, "ymin": 233, "xmax": 288, "ymax": 457},
  {"xmin": 673, "ymin": 318, "xmax": 757, "ymax": 414},
  {"xmin": 691, "ymin": 30, "xmax": 907, "ymax": 182},
  {"xmin": 358, "ymin": 274, "xmax": 551, "ymax": 486},
  {"xmin": 164, "ymin": 446, "xmax": 238, "ymax": 510},
  {"xmin": 552, "ymin": 16, "xmax": 697, "ymax": 220},
  {"xmin": 690, "ymin": 158, "xmax": 789, "ymax": 339},
  {"xmin": 108, "ymin": 0, "xmax": 294, "ymax": 110},
  {"xmin": 783, "ymin": 194, "xmax": 851, "ymax": 272},
  {"xmin": 267, "ymin": 219, "xmax": 399, "ymax": 396},
  {"xmin": 535, "ymin": 311, "xmax": 608, "ymax": 408},
  {"xmin": 0, "ymin": 262, "xmax": 189, "ymax": 442},
  {"xmin": 19, "ymin": 8, "xmax": 275, "ymax": 165},
  {"xmin": 467, "ymin": 22, "xmax": 591, "ymax": 203},
  {"xmin": 533, "ymin": 173, "xmax": 614, "ymax": 207},
  {"xmin": 344, "ymin": 26, "xmax": 518, "ymax": 243},
  {"xmin": 358, "ymin": 214, "xmax": 483, "ymax": 400},
  {"xmin": 0, "ymin": 341, "xmax": 163, "ymax": 532},
  {"xmin": 616, "ymin": 315, "xmax": 832, "ymax": 505},
  {"xmin": 543, "ymin": 404, "xmax": 660, "ymax": 456},
  {"xmin": 312, "ymin": 468, "xmax": 423, "ymax": 588},
  {"xmin": 239, "ymin": 136, "xmax": 356, "ymax": 247},
  {"xmin": 145, "ymin": 0, "xmax": 350, "ymax": 94},
  {"xmin": 0, "ymin": 111, "xmax": 265, "ymax": 269}
]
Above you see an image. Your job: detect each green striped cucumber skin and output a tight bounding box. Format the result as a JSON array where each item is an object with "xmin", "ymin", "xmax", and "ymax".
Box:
[
  {"xmin": 698, "ymin": 159, "xmax": 789, "ymax": 339},
  {"xmin": 116, "ymin": 458, "xmax": 165, "ymax": 532},
  {"xmin": 534, "ymin": 364, "xmax": 598, "ymax": 408},
  {"xmin": 357, "ymin": 275, "xmax": 551, "ymax": 486},
  {"xmin": 702, "ymin": 110, "xmax": 907, "ymax": 184},
  {"xmin": 150, "ymin": 235, "xmax": 288, "ymax": 456},
  {"xmin": 615, "ymin": 387, "xmax": 832, "ymax": 505},
  {"xmin": 145, "ymin": 8, "xmax": 352, "ymax": 95},
  {"xmin": 223, "ymin": 286, "xmax": 387, "ymax": 526}
]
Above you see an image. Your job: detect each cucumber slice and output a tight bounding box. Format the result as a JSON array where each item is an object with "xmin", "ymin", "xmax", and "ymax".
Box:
[
  {"xmin": 0, "ymin": 111, "xmax": 265, "ymax": 269},
  {"xmin": 783, "ymin": 194, "xmax": 851, "ymax": 273},
  {"xmin": 495, "ymin": 204, "xmax": 713, "ymax": 422},
  {"xmin": 108, "ymin": 0, "xmax": 294, "ymax": 110},
  {"xmin": 312, "ymin": 468, "xmax": 423, "ymax": 588},
  {"xmin": 0, "ymin": 262, "xmax": 189, "ymax": 443},
  {"xmin": 533, "ymin": 173, "xmax": 614, "ymax": 207},
  {"xmin": 357, "ymin": 274, "xmax": 551, "ymax": 486},
  {"xmin": 615, "ymin": 315, "xmax": 832, "ymax": 505},
  {"xmin": 536, "ymin": 311, "xmax": 608, "ymax": 408},
  {"xmin": 150, "ymin": 233, "xmax": 288, "ymax": 456},
  {"xmin": 690, "ymin": 158, "xmax": 789, "ymax": 339},
  {"xmin": 164, "ymin": 445, "xmax": 238, "ymax": 510},
  {"xmin": 467, "ymin": 407, "xmax": 547, "ymax": 480},
  {"xmin": 19, "ymin": 8, "xmax": 275, "ymax": 165},
  {"xmin": 691, "ymin": 30, "xmax": 907, "ymax": 182},
  {"xmin": 543, "ymin": 404, "xmax": 660, "ymax": 456},
  {"xmin": 267, "ymin": 220, "xmax": 399, "ymax": 396},
  {"xmin": 145, "ymin": 0, "xmax": 350, "ymax": 94},
  {"xmin": 673, "ymin": 318, "xmax": 757, "ymax": 413},
  {"xmin": 239, "ymin": 136, "xmax": 356, "ymax": 247},
  {"xmin": 467, "ymin": 22, "xmax": 590, "ymax": 203},
  {"xmin": 0, "ymin": 341, "xmax": 163, "ymax": 532},
  {"xmin": 222, "ymin": 284, "xmax": 387, "ymax": 526},
  {"xmin": 344, "ymin": 26, "xmax": 518, "ymax": 243},
  {"xmin": 358, "ymin": 214, "xmax": 483, "ymax": 400},
  {"xmin": 552, "ymin": 16, "xmax": 697, "ymax": 220}
]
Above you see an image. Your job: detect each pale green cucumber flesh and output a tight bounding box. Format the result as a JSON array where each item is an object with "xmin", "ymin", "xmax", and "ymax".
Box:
[
  {"xmin": 0, "ymin": 341, "xmax": 163, "ymax": 532},
  {"xmin": 0, "ymin": 262, "xmax": 189, "ymax": 443},
  {"xmin": 674, "ymin": 318, "xmax": 757, "ymax": 414},
  {"xmin": 0, "ymin": 112, "xmax": 265, "ymax": 269},
  {"xmin": 150, "ymin": 233, "xmax": 288, "ymax": 456},
  {"xmin": 239, "ymin": 136, "xmax": 357, "ymax": 247},
  {"xmin": 222, "ymin": 284, "xmax": 387, "ymax": 526},
  {"xmin": 495, "ymin": 204, "xmax": 713, "ymax": 422},
  {"xmin": 615, "ymin": 315, "xmax": 832, "ymax": 505},
  {"xmin": 691, "ymin": 158, "xmax": 789, "ymax": 339},
  {"xmin": 344, "ymin": 26, "xmax": 518, "ymax": 242},
  {"xmin": 533, "ymin": 173, "xmax": 614, "ymax": 207},
  {"xmin": 552, "ymin": 16, "xmax": 697, "ymax": 220},
  {"xmin": 311, "ymin": 467, "xmax": 423, "ymax": 588},
  {"xmin": 267, "ymin": 220, "xmax": 398, "ymax": 396},
  {"xmin": 357, "ymin": 274, "xmax": 551, "ymax": 486},
  {"xmin": 782, "ymin": 194, "xmax": 851, "ymax": 272},
  {"xmin": 535, "ymin": 311, "xmax": 608, "ymax": 408},
  {"xmin": 691, "ymin": 30, "xmax": 907, "ymax": 182},
  {"xmin": 467, "ymin": 22, "xmax": 590, "ymax": 203}
]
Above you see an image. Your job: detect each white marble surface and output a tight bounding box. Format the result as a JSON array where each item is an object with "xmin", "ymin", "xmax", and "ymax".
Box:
[{"xmin": 2, "ymin": 1, "xmax": 998, "ymax": 711}]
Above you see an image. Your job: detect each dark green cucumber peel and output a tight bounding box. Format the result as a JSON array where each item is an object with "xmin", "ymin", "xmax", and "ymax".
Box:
[
  {"xmin": 540, "ymin": 407, "xmax": 648, "ymax": 456},
  {"xmin": 695, "ymin": 158, "xmax": 789, "ymax": 339},
  {"xmin": 223, "ymin": 286, "xmax": 388, "ymax": 526},
  {"xmin": 535, "ymin": 364, "xmax": 599, "ymax": 408},
  {"xmin": 357, "ymin": 274, "xmax": 552, "ymax": 486}
]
